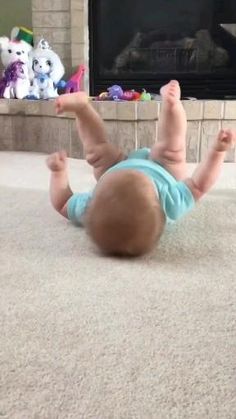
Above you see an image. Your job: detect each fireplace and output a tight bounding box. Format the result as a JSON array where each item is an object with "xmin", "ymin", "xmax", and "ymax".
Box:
[{"xmin": 89, "ymin": 0, "xmax": 236, "ymax": 99}]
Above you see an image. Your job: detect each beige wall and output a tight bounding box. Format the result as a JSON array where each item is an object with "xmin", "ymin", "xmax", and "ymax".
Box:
[{"xmin": 0, "ymin": 0, "xmax": 32, "ymax": 37}]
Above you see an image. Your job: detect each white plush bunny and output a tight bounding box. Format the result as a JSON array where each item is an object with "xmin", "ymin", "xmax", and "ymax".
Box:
[
  {"xmin": 0, "ymin": 36, "xmax": 32, "ymax": 67},
  {"xmin": 29, "ymin": 39, "xmax": 65, "ymax": 99},
  {"xmin": 0, "ymin": 35, "xmax": 32, "ymax": 98}
]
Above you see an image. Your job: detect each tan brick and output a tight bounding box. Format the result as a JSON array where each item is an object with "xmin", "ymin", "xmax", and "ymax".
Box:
[
  {"xmin": 24, "ymin": 101, "xmax": 43, "ymax": 116},
  {"xmin": 70, "ymin": 119, "xmax": 84, "ymax": 158},
  {"xmin": 51, "ymin": 29, "xmax": 71, "ymax": 44},
  {"xmin": 186, "ymin": 121, "xmax": 201, "ymax": 162},
  {"xmin": 0, "ymin": 116, "xmax": 13, "ymax": 151},
  {"xmin": 71, "ymin": 27, "xmax": 84, "ymax": 44},
  {"xmin": 137, "ymin": 101, "xmax": 159, "ymax": 120},
  {"xmin": 71, "ymin": 0, "xmax": 85, "ymax": 11},
  {"xmin": 33, "ymin": 12, "xmax": 70, "ymax": 28},
  {"xmin": 8, "ymin": 99, "xmax": 55, "ymax": 118},
  {"xmin": 116, "ymin": 121, "xmax": 136, "ymax": 153},
  {"xmin": 32, "ymin": 0, "xmax": 70, "ymax": 11},
  {"xmin": 8, "ymin": 100, "xmax": 27, "ymax": 115},
  {"xmin": 117, "ymin": 102, "xmax": 137, "ymax": 121},
  {"xmin": 200, "ymin": 121, "xmax": 222, "ymax": 160},
  {"xmin": 137, "ymin": 121, "xmax": 157, "ymax": 149},
  {"xmin": 53, "ymin": 43, "xmax": 71, "ymax": 60},
  {"xmin": 224, "ymin": 101, "xmax": 236, "ymax": 120},
  {"xmin": 71, "ymin": 44, "xmax": 86, "ymax": 67},
  {"xmin": 97, "ymin": 102, "xmax": 117, "ymax": 120},
  {"xmin": 33, "ymin": 29, "xmax": 54, "ymax": 45},
  {"xmin": 105, "ymin": 121, "xmax": 119, "ymax": 148},
  {"xmin": 36, "ymin": 100, "xmax": 56, "ymax": 117},
  {"xmin": 11, "ymin": 116, "xmax": 71, "ymax": 154},
  {"xmin": 0, "ymin": 99, "xmax": 10, "ymax": 114},
  {"xmin": 204, "ymin": 101, "xmax": 224, "ymax": 120},
  {"xmin": 13, "ymin": 116, "xmax": 39, "ymax": 152},
  {"xmin": 182, "ymin": 100, "xmax": 204, "ymax": 120},
  {"xmin": 71, "ymin": 10, "xmax": 84, "ymax": 28}
]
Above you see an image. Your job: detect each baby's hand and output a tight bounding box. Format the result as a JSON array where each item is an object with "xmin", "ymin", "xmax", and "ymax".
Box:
[
  {"xmin": 47, "ymin": 150, "xmax": 67, "ymax": 172},
  {"xmin": 214, "ymin": 129, "xmax": 236, "ymax": 152}
]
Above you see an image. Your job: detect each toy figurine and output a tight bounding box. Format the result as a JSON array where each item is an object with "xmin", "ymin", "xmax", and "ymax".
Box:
[
  {"xmin": 140, "ymin": 89, "xmax": 152, "ymax": 101},
  {"xmin": 107, "ymin": 85, "xmax": 124, "ymax": 100},
  {"xmin": 29, "ymin": 39, "xmax": 65, "ymax": 99},
  {"xmin": 0, "ymin": 60, "xmax": 30, "ymax": 99},
  {"xmin": 122, "ymin": 90, "xmax": 141, "ymax": 101},
  {"xmin": 0, "ymin": 28, "xmax": 33, "ymax": 98},
  {"xmin": 122, "ymin": 90, "xmax": 135, "ymax": 101},
  {"xmin": 65, "ymin": 64, "xmax": 86, "ymax": 93},
  {"xmin": 97, "ymin": 92, "xmax": 109, "ymax": 100}
]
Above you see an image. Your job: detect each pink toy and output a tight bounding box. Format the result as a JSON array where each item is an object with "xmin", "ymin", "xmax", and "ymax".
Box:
[{"xmin": 65, "ymin": 65, "xmax": 86, "ymax": 93}]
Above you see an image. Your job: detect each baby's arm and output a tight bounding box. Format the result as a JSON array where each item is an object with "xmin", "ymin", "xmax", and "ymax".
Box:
[
  {"xmin": 185, "ymin": 129, "xmax": 235, "ymax": 200},
  {"xmin": 47, "ymin": 151, "xmax": 73, "ymax": 218}
]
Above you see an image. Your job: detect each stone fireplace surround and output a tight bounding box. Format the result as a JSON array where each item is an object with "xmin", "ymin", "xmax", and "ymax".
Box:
[{"xmin": 0, "ymin": 0, "xmax": 236, "ymax": 162}]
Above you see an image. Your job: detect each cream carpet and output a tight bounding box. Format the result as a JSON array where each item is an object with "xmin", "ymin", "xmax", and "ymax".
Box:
[{"xmin": 0, "ymin": 152, "xmax": 236, "ymax": 419}]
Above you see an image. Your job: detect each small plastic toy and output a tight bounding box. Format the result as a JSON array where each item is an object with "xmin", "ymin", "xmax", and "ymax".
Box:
[
  {"xmin": 122, "ymin": 90, "xmax": 135, "ymax": 101},
  {"xmin": 0, "ymin": 60, "xmax": 30, "ymax": 99},
  {"xmin": 131, "ymin": 90, "xmax": 141, "ymax": 101},
  {"xmin": 140, "ymin": 89, "xmax": 152, "ymax": 101},
  {"xmin": 97, "ymin": 91, "xmax": 109, "ymax": 100},
  {"xmin": 122, "ymin": 90, "xmax": 141, "ymax": 101},
  {"xmin": 96, "ymin": 85, "xmax": 153, "ymax": 102},
  {"xmin": 65, "ymin": 64, "xmax": 86, "ymax": 93},
  {"xmin": 107, "ymin": 85, "xmax": 124, "ymax": 100}
]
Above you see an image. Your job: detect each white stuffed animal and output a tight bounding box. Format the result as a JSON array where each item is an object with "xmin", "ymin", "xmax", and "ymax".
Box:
[
  {"xmin": 0, "ymin": 33, "xmax": 32, "ymax": 98},
  {"xmin": 29, "ymin": 39, "xmax": 65, "ymax": 99}
]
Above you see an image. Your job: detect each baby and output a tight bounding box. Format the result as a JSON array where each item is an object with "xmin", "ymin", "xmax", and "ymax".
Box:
[{"xmin": 47, "ymin": 81, "xmax": 235, "ymax": 256}]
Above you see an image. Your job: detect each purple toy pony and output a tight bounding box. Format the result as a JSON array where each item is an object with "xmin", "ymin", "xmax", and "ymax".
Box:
[{"xmin": 0, "ymin": 60, "xmax": 30, "ymax": 99}]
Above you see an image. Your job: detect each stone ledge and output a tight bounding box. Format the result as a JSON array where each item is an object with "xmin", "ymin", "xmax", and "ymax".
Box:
[
  {"xmin": 2, "ymin": 99, "xmax": 236, "ymax": 121},
  {"xmin": 0, "ymin": 106, "xmax": 235, "ymax": 162}
]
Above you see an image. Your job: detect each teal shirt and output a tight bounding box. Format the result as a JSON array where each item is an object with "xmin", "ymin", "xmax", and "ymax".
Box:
[{"xmin": 67, "ymin": 148, "xmax": 195, "ymax": 225}]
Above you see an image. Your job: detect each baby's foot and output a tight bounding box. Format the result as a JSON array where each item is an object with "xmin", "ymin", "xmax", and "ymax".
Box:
[
  {"xmin": 55, "ymin": 92, "xmax": 89, "ymax": 114},
  {"xmin": 47, "ymin": 150, "xmax": 67, "ymax": 172},
  {"xmin": 160, "ymin": 80, "xmax": 181, "ymax": 107},
  {"xmin": 214, "ymin": 129, "xmax": 236, "ymax": 152}
]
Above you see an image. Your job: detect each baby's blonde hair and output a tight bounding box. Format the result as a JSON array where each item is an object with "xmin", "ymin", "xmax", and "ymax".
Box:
[{"xmin": 85, "ymin": 170, "xmax": 166, "ymax": 257}]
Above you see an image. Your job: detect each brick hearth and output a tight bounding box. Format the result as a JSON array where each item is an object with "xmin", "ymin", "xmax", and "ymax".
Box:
[{"xmin": 1, "ymin": 99, "xmax": 236, "ymax": 162}]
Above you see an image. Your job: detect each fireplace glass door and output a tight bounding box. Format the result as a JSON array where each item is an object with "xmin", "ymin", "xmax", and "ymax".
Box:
[{"xmin": 89, "ymin": 0, "xmax": 236, "ymax": 98}]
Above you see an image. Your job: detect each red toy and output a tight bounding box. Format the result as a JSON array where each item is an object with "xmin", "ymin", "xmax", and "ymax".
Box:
[{"xmin": 65, "ymin": 64, "xmax": 86, "ymax": 93}]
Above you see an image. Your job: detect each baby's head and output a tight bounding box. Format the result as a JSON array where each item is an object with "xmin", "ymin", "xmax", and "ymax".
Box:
[{"xmin": 85, "ymin": 170, "xmax": 166, "ymax": 257}]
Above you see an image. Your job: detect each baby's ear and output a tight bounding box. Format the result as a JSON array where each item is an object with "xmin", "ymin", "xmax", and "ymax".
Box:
[{"xmin": 0, "ymin": 37, "xmax": 10, "ymax": 51}]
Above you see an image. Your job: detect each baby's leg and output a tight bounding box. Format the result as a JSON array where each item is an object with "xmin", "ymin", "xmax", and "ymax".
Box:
[
  {"xmin": 56, "ymin": 92, "xmax": 125, "ymax": 179},
  {"xmin": 150, "ymin": 80, "xmax": 187, "ymax": 180},
  {"xmin": 47, "ymin": 151, "xmax": 73, "ymax": 219}
]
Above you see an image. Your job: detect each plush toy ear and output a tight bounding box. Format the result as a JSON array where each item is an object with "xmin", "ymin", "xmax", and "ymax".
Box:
[
  {"xmin": 27, "ymin": 51, "xmax": 34, "ymax": 80},
  {"xmin": 0, "ymin": 37, "xmax": 10, "ymax": 50},
  {"xmin": 50, "ymin": 53, "xmax": 65, "ymax": 83}
]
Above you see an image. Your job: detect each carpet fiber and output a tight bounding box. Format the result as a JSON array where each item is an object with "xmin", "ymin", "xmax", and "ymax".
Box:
[{"xmin": 0, "ymin": 152, "xmax": 236, "ymax": 419}]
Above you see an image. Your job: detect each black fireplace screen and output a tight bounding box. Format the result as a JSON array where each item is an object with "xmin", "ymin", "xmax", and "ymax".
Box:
[{"xmin": 89, "ymin": 0, "xmax": 236, "ymax": 98}]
